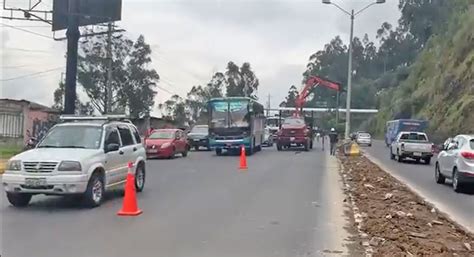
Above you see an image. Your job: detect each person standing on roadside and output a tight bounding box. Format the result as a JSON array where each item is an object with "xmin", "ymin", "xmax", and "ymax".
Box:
[
  {"xmin": 328, "ymin": 128, "xmax": 338, "ymax": 155},
  {"xmin": 321, "ymin": 130, "xmax": 325, "ymax": 151}
]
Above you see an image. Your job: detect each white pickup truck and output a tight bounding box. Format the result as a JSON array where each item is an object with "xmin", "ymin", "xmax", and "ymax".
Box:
[{"xmin": 390, "ymin": 131, "xmax": 434, "ymax": 164}]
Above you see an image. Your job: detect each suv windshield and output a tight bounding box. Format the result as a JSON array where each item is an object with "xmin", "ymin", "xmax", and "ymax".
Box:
[
  {"xmin": 190, "ymin": 126, "xmax": 208, "ymax": 134},
  {"xmin": 149, "ymin": 131, "xmax": 174, "ymax": 139},
  {"xmin": 38, "ymin": 125, "xmax": 103, "ymax": 149}
]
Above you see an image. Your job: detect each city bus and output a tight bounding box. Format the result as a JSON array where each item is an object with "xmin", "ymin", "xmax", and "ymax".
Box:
[{"xmin": 208, "ymin": 97, "xmax": 265, "ymax": 155}]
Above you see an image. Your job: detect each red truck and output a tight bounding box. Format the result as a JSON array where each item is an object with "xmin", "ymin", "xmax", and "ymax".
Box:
[{"xmin": 276, "ymin": 116, "xmax": 312, "ymax": 151}]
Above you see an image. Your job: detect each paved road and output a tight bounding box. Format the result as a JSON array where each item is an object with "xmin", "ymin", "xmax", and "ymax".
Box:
[
  {"xmin": 0, "ymin": 145, "xmax": 351, "ymax": 257},
  {"xmin": 363, "ymin": 140, "xmax": 474, "ymax": 232}
]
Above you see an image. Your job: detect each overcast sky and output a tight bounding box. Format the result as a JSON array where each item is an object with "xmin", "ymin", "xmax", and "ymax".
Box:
[{"xmin": 0, "ymin": 0, "xmax": 400, "ymax": 116}]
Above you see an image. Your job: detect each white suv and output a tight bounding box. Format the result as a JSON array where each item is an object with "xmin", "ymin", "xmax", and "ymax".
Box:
[{"xmin": 2, "ymin": 116, "xmax": 147, "ymax": 208}]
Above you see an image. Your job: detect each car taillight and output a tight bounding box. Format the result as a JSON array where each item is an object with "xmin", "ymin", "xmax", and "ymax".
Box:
[{"xmin": 460, "ymin": 152, "xmax": 474, "ymax": 159}]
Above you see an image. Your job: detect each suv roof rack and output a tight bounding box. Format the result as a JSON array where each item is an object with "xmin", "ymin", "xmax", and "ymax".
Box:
[{"xmin": 59, "ymin": 115, "xmax": 132, "ymax": 123}]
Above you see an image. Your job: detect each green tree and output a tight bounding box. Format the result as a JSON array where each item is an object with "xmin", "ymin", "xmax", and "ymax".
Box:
[
  {"xmin": 124, "ymin": 35, "xmax": 159, "ymax": 118},
  {"xmin": 280, "ymin": 85, "xmax": 299, "ymax": 107},
  {"xmin": 159, "ymin": 95, "xmax": 188, "ymax": 127},
  {"xmin": 225, "ymin": 61, "xmax": 259, "ymax": 98},
  {"xmin": 185, "ymin": 72, "xmax": 225, "ymax": 124},
  {"xmin": 76, "ymin": 31, "xmax": 159, "ymax": 117},
  {"xmin": 52, "ymin": 81, "xmax": 94, "ymax": 115}
]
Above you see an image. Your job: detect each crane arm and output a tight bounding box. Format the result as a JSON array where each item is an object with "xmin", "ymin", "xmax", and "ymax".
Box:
[{"xmin": 295, "ymin": 76, "xmax": 341, "ymax": 115}]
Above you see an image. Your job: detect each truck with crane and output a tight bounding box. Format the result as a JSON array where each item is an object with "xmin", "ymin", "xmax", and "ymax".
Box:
[{"xmin": 275, "ymin": 76, "xmax": 341, "ymax": 151}]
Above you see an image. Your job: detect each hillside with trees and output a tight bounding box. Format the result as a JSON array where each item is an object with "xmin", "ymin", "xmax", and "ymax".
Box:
[{"xmin": 290, "ymin": 0, "xmax": 473, "ymax": 140}]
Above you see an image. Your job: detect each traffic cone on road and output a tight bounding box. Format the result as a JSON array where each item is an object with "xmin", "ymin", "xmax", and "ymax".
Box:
[
  {"xmin": 117, "ymin": 162, "xmax": 143, "ymax": 216},
  {"xmin": 239, "ymin": 145, "xmax": 248, "ymax": 170}
]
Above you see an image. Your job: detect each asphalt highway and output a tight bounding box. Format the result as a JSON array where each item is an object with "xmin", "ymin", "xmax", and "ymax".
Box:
[{"xmin": 1, "ymin": 144, "xmax": 352, "ymax": 257}]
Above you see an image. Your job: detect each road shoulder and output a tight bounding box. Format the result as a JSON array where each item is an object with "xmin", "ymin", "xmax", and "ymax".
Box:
[
  {"xmin": 363, "ymin": 149, "xmax": 474, "ymax": 233},
  {"xmin": 338, "ymin": 153, "xmax": 474, "ymax": 255}
]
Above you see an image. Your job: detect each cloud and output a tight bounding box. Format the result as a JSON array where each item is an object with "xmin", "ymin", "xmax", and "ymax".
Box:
[{"xmin": 1, "ymin": 0, "xmax": 400, "ymax": 114}]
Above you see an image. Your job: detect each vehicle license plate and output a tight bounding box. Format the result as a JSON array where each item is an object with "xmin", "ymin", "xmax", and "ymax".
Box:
[
  {"xmin": 194, "ymin": 139, "xmax": 200, "ymax": 141},
  {"xmin": 413, "ymin": 152, "xmax": 422, "ymax": 156},
  {"xmin": 148, "ymin": 149, "xmax": 158, "ymax": 153},
  {"xmin": 291, "ymin": 143, "xmax": 297, "ymax": 146},
  {"xmin": 290, "ymin": 137, "xmax": 295, "ymax": 141},
  {"xmin": 25, "ymin": 178, "xmax": 47, "ymax": 187}
]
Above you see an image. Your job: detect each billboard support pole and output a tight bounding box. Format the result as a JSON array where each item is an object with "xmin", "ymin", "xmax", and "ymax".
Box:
[
  {"xmin": 105, "ymin": 21, "xmax": 113, "ymax": 114},
  {"xmin": 64, "ymin": 0, "xmax": 80, "ymax": 114}
]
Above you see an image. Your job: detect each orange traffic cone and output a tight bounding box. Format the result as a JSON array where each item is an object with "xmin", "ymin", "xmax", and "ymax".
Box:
[
  {"xmin": 117, "ymin": 162, "xmax": 143, "ymax": 216},
  {"xmin": 239, "ymin": 145, "xmax": 248, "ymax": 170}
]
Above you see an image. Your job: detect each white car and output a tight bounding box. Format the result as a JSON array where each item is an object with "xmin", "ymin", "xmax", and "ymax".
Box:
[
  {"xmin": 2, "ymin": 116, "xmax": 147, "ymax": 208},
  {"xmin": 390, "ymin": 131, "xmax": 433, "ymax": 164},
  {"xmin": 435, "ymin": 134, "xmax": 474, "ymax": 192},
  {"xmin": 356, "ymin": 132, "xmax": 372, "ymax": 146}
]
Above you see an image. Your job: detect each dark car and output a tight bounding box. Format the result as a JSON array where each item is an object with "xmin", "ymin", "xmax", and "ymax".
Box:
[
  {"xmin": 187, "ymin": 125, "xmax": 211, "ymax": 150},
  {"xmin": 276, "ymin": 117, "xmax": 312, "ymax": 151}
]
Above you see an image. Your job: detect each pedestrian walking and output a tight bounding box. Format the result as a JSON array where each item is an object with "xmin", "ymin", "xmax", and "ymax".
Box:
[{"xmin": 328, "ymin": 128, "xmax": 338, "ymax": 156}]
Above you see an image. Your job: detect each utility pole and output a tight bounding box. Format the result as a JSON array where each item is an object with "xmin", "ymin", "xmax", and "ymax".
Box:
[
  {"xmin": 64, "ymin": 0, "xmax": 80, "ymax": 115},
  {"xmin": 105, "ymin": 21, "xmax": 113, "ymax": 114},
  {"xmin": 344, "ymin": 9, "xmax": 354, "ymax": 139},
  {"xmin": 323, "ymin": 0, "xmax": 386, "ymax": 138},
  {"xmin": 266, "ymin": 93, "xmax": 271, "ymax": 116},
  {"xmin": 336, "ymin": 91, "xmax": 340, "ymax": 124}
]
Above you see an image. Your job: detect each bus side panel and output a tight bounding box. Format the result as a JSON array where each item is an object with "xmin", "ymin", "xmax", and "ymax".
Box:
[{"xmin": 252, "ymin": 116, "xmax": 265, "ymax": 147}]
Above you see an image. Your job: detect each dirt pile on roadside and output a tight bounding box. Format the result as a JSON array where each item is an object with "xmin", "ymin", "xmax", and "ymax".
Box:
[{"xmin": 339, "ymin": 154, "xmax": 474, "ymax": 256}]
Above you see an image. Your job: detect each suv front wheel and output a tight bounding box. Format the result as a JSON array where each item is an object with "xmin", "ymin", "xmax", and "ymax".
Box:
[
  {"xmin": 83, "ymin": 173, "xmax": 104, "ymax": 208},
  {"xmin": 6, "ymin": 192, "xmax": 32, "ymax": 207},
  {"xmin": 135, "ymin": 164, "xmax": 145, "ymax": 192}
]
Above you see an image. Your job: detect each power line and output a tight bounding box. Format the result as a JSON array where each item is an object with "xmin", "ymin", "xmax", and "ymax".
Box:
[
  {"xmin": 1, "ymin": 23, "xmax": 52, "ymax": 39},
  {"xmin": 2, "ymin": 47, "xmax": 54, "ymax": 53},
  {"xmin": 1, "ymin": 25, "xmax": 50, "ymax": 28},
  {"xmin": 1, "ymin": 67, "xmax": 64, "ymax": 81}
]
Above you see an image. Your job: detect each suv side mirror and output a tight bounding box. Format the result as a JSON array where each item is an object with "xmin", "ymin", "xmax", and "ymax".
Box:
[
  {"xmin": 105, "ymin": 143, "xmax": 120, "ymax": 153},
  {"xmin": 447, "ymin": 142, "xmax": 457, "ymax": 150}
]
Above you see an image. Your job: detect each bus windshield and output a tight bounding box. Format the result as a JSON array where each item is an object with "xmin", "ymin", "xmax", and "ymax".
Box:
[{"xmin": 210, "ymin": 100, "xmax": 249, "ymax": 128}]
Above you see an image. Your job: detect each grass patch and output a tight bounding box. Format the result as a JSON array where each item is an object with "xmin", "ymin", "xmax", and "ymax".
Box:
[{"xmin": 0, "ymin": 146, "xmax": 22, "ymax": 159}]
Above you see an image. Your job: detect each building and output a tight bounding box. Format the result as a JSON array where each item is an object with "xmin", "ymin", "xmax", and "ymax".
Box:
[{"xmin": 0, "ymin": 98, "xmax": 60, "ymax": 146}]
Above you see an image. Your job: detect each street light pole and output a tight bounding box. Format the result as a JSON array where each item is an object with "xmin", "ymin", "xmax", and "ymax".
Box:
[
  {"xmin": 345, "ymin": 9, "xmax": 354, "ymax": 139},
  {"xmin": 322, "ymin": 0, "xmax": 385, "ymax": 139}
]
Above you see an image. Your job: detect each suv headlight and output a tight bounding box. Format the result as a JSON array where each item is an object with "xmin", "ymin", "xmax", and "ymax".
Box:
[
  {"xmin": 58, "ymin": 161, "xmax": 82, "ymax": 171},
  {"xmin": 6, "ymin": 160, "xmax": 21, "ymax": 171}
]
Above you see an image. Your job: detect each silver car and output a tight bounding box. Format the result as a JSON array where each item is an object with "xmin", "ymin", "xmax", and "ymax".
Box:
[
  {"xmin": 435, "ymin": 134, "xmax": 474, "ymax": 192},
  {"xmin": 356, "ymin": 132, "xmax": 372, "ymax": 146}
]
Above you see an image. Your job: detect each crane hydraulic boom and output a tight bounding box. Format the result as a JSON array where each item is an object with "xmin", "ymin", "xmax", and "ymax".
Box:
[{"xmin": 295, "ymin": 75, "xmax": 341, "ymax": 115}]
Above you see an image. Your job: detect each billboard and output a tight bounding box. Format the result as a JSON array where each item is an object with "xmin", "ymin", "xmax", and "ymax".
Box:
[{"xmin": 52, "ymin": 0, "xmax": 122, "ymax": 31}]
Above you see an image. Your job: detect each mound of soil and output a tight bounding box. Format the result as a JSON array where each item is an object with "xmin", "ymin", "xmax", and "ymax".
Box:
[{"xmin": 338, "ymin": 154, "xmax": 474, "ymax": 256}]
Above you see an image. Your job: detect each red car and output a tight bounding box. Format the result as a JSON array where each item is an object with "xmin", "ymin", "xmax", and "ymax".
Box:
[
  {"xmin": 276, "ymin": 117, "xmax": 312, "ymax": 151},
  {"xmin": 145, "ymin": 129, "xmax": 189, "ymax": 159}
]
